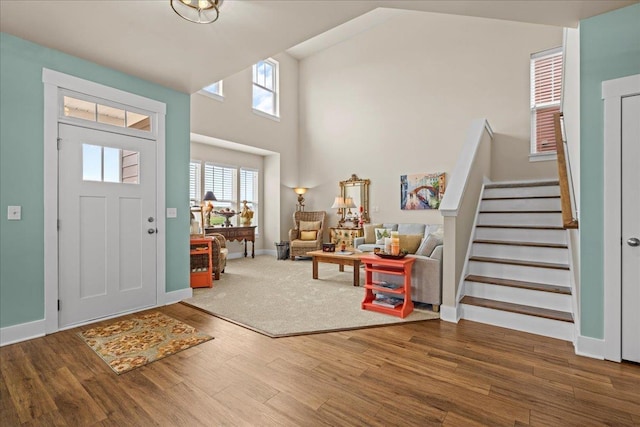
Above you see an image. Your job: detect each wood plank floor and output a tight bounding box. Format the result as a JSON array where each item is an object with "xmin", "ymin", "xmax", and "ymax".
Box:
[{"xmin": 1, "ymin": 303, "xmax": 639, "ymax": 426}]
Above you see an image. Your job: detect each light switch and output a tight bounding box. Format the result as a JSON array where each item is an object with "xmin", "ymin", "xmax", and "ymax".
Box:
[
  {"xmin": 8, "ymin": 206, "xmax": 21, "ymax": 220},
  {"xmin": 166, "ymin": 207, "xmax": 177, "ymax": 218}
]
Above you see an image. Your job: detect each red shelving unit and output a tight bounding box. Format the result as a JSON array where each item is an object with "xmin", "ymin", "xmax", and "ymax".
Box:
[{"xmin": 361, "ymin": 254, "xmax": 415, "ymax": 318}]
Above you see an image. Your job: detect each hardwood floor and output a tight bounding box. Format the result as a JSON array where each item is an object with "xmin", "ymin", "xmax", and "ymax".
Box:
[{"xmin": 1, "ymin": 303, "xmax": 639, "ymax": 426}]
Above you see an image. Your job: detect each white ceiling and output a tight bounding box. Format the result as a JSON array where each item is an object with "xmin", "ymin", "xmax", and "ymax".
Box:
[{"xmin": 0, "ymin": 0, "xmax": 636, "ymax": 94}]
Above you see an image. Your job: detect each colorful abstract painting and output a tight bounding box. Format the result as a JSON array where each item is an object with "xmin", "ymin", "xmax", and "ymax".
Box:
[{"xmin": 400, "ymin": 172, "xmax": 446, "ymax": 210}]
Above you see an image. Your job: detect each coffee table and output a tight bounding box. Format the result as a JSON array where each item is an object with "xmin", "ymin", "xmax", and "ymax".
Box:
[{"xmin": 307, "ymin": 249, "xmax": 363, "ymax": 286}]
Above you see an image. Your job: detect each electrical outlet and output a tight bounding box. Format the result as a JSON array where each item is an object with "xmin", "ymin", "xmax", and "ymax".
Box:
[{"xmin": 8, "ymin": 206, "xmax": 21, "ymax": 220}]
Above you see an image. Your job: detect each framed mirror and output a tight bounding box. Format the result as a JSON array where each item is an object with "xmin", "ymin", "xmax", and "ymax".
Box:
[{"xmin": 339, "ymin": 174, "xmax": 370, "ymax": 227}]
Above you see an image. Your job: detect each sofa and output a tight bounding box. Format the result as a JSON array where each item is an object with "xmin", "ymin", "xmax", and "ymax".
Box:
[{"xmin": 353, "ymin": 223, "xmax": 443, "ymax": 311}]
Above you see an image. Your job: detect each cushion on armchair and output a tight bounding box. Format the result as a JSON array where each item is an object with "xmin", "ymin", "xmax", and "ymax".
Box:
[
  {"xmin": 300, "ymin": 230, "xmax": 318, "ymax": 240},
  {"xmin": 299, "ymin": 220, "xmax": 321, "ymax": 231}
]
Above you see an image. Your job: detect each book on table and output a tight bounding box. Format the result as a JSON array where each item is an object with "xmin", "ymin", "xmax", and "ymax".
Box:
[
  {"xmin": 372, "ymin": 295, "xmax": 404, "ymax": 308},
  {"xmin": 377, "ymin": 281, "xmax": 402, "ymax": 290}
]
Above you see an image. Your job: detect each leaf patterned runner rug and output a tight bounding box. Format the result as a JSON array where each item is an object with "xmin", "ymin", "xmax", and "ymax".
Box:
[{"xmin": 77, "ymin": 311, "xmax": 213, "ymax": 374}]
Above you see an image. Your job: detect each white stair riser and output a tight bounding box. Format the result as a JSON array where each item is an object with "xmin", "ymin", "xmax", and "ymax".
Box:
[
  {"xmin": 464, "ymin": 281, "xmax": 572, "ymax": 312},
  {"xmin": 468, "ymin": 261, "xmax": 570, "ymax": 286},
  {"xmin": 460, "ymin": 304, "xmax": 574, "ymax": 341},
  {"xmin": 474, "ymin": 227, "xmax": 567, "ymax": 244},
  {"xmin": 472, "ymin": 243, "xmax": 569, "ymax": 264},
  {"xmin": 483, "ymin": 185, "xmax": 560, "ymax": 199},
  {"xmin": 477, "ymin": 212, "xmax": 562, "ymax": 227},
  {"xmin": 480, "ymin": 198, "xmax": 561, "ymax": 212}
]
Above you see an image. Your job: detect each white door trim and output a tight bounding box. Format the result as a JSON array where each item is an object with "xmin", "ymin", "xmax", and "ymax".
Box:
[
  {"xmin": 602, "ymin": 73, "xmax": 640, "ymax": 362},
  {"xmin": 42, "ymin": 68, "xmax": 167, "ymax": 334}
]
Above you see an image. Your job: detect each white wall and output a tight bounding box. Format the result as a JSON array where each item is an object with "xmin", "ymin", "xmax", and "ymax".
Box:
[
  {"xmin": 190, "ymin": 52, "xmax": 300, "ymax": 242},
  {"xmin": 298, "ymin": 11, "xmax": 562, "ymax": 228}
]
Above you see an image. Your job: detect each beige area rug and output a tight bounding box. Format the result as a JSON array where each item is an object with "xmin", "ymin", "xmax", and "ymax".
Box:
[
  {"xmin": 77, "ymin": 311, "xmax": 213, "ymax": 374},
  {"xmin": 182, "ymin": 255, "xmax": 439, "ymax": 337}
]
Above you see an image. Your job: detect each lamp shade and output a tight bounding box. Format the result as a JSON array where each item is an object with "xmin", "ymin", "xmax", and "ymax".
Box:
[
  {"xmin": 344, "ymin": 197, "xmax": 356, "ymax": 208},
  {"xmin": 293, "ymin": 187, "xmax": 307, "ymax": 195},
  {"xmin": 203, "ymin": 191, "xmax": 217, "ymax": 201},
  {"xmin": 331, "ymin": 196, "xmax": 347, "ymax": 209}
]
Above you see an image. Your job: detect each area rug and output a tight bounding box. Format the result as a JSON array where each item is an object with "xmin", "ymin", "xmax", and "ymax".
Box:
[
  {"xmin": 182, "ymin": 255, "xmax": 439, "ymax": 337},
  {"xmin": 77, "ymin": 311, "xmax": 213, "ymax": 374}
]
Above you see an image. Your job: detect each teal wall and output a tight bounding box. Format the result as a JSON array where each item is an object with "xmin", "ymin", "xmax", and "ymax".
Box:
[
  {"xmin": 0, "ymin": 33, "xmax": 190, "ymax": 329},
  {"xmin": 579, "ymin": 4, "xmax": 640, "ymax": 339}
]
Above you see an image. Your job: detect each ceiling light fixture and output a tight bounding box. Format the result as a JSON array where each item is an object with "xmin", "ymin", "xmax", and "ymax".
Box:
[{"xmin": 170, "ymin": 0, "xmax": 224, "ymax": 24}]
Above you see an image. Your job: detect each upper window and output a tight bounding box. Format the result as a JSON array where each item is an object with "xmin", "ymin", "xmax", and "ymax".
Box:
[
  {"xmin": 199, "ymin": 81, "xmax": 223, "ymax": 101},
  {"xmin": 530, "ymin": 47, "xmax": 563, "ymax": 157},
  {"xmin": 252, "ymin": 59, "xmax": 279, "ymax": 118}
]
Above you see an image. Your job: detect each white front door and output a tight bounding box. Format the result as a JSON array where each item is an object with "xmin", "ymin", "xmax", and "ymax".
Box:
[
  {"xmin": 622, "ymin": 94, "xmax": 640, "ymax": 363},
  {"xmin": 58, "ymin": 123, "xmax": 157, "ymax": 328}
]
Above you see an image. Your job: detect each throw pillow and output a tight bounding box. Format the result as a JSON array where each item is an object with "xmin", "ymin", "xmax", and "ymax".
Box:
[
  {"xmin": 363, "ymin": 223, "xmax": 382, "ymax": 244},
  {"xmin": 299, "ymin": 220, "xmax": 321, "ymax": 231},
  {"xmin": 416, "ymin": 234, "xmax": 443, "ymax": 257},
  {"xmin": 375, "ymin": 228, "xmax": 391, "ymax": 245},
  {"xmin": 399, "ymin": 234, "xmax": 423, "ymax": 254},
  {"xmin": 300, "ymin": 230, "xmax": 317, "ymax": 240}
]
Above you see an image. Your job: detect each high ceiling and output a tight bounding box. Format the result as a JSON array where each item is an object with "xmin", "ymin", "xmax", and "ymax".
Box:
[{"xmin": 1, "ymin": 0, "xmax": 636, "ymax": 94}]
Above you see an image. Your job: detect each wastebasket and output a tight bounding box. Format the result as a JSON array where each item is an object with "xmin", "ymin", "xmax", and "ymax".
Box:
[{"xmin": 275, "ymin": 241, "xmax": 290, "ymax": 260}]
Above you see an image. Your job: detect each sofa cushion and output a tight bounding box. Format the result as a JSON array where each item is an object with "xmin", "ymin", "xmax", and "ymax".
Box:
[
  {"xmin": 416, "ymin": 233, "xmax": 443, "ymax": 257},
  {"xmin": 375, "ymin": 228, "xmax": 392, "ymax": 244},
  {"xmin": 300, "ymin": 230, "xmax": 317, "ymax": 240},
  {"xmin": 363, "ymin": 223, "xmax": 382, "ymax": 244},
  {"xmin": 397, "ymin": 223, "xmax": 427, "ymax": 236},
  {"xmin": 399, "ymin": 234, "xmax": 423, "ymax": 254},
  {"xmin": 300, "ymin": 220, "xmax": 321, "ymax": 231}
]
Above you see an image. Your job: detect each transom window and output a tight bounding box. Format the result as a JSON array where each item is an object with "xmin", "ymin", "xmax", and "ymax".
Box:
[
  {"xmin": 530, "ymin": 47, "xmax": 563, "ymax": 158},
  {"xmin": 252, "ymin": 59, "xmax": 279, "ymax": 118},
  {"xmin": 62, "ymin": 93, "xmax": 152, "ymax": 134},
  {"xmin": 199, "ymin": 80, "xmax": 223, "ymax": 101}
]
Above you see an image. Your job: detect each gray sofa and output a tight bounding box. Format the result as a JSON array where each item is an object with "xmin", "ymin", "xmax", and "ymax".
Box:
[{"xmin": 354, "ymin": 223, "xmax": 443, "ymax": 311}]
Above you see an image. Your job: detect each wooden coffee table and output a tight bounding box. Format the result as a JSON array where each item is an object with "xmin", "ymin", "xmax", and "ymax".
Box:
[{"xmin": 307, "ymin": 249, "xmax": 363, "ymax": 286}]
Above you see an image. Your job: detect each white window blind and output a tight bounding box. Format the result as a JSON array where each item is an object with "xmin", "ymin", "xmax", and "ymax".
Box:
[
  {"xmin": 240, "ymin": 168, "xmax": 259, "ymax": 232},
  {"xmin": 531, "ymin": 48, "xmax": 563, "ymax": 154},
  {"xmin": 189, "ymin": 161, "xmax": 201, "ymax": 204},
  {"xmin": 204, "ymin": 163, "xmax": 236, "ymax": 211}
]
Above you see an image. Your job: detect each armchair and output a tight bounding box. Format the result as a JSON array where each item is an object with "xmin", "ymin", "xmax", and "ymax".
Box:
[
  {"xmin": 207, "ymin": 233, "xmax": 228, "ymax": 280},
  {"xmin": 288, "ymin": 211, "xmax": 327, "ymax": 260}
]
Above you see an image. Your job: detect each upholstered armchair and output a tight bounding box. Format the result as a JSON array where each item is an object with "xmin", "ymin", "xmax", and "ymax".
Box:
[
  {"xmin": 288, "ymin": 211, "xmax": 326, "ymax": 260},
  {"xmin": 207, "ymin": 233, "xmax": 228, "ymax": 280}
]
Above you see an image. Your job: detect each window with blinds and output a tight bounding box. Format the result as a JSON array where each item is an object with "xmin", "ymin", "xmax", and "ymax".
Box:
[
  {"xmin": 531, "ymin": 47, "xmax": 563, "ymax": 156},
  {"xmin": 190, "ymin": 161, "xmax": 259, "ymax": 230},
  {"xmin": 189, "ymin": 161, "xmax": 201, "ymax": 204},
  {"xmin": 240, "ymin": 168, "xmax": 259, "ymax": 232}
]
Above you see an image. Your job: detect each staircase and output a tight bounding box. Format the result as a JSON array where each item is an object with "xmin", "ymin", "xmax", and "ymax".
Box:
[{"xmin": 459, "ymin": 180, "xmax": 575, "ymax": 341}]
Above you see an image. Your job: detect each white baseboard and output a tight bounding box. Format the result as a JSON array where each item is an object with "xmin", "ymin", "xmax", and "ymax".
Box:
[
  {"xmin": 160, "ymin": 287, "xmax": 193, "ymax": 305},
  {"xmin": 0, "ymin": 319, "xmax": 46, "ymax": 347},
  {"xmin": 575, "ymin": 335, "xmax": 605, "ymax": 360},
  {"xmin": 440, "ymin": 304, "xmax": 460, "ymax": 323}
]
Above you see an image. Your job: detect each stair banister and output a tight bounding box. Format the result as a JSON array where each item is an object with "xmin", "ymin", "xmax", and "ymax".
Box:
[
  {"xmin": 439, "ymin": 118, "xmax": 493, "ymax": 322},
  {"xmin": 553, "ymin": 112, "xmax": 579, "ymax": 229}
]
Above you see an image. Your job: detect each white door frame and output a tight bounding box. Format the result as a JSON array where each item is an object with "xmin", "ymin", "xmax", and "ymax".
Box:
[
  {"xmin": 602, "ymin": 73, "xmax": 640, "ymax": 362},
  {"xmin": 42, "ymin": 68, "xmax": 167, "ymax": 333}
]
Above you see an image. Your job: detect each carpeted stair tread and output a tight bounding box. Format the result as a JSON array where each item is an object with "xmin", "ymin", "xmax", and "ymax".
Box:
[
  {"xmin": 461, "ymin": 296, "xmax": 573, "ymax": 322},
  {"xmin": 473, "ymin": 239, "xmax": 568, "ymax": 249},
  {"xmin": 485, "ymin": 180, "xmax": 559, "ymax": 189},
  {"xmin": 465, "ymin": 274, "xmax": 571, "ymax": 294},
  {"xmin": 479, "ymin": 210, "xmax": 562, "ymax": 214},
  {"xmin": 475, "ymin": 224, "xmax": 565, "ymax": 230},
  {"xmin": 469, "ymin": 256, "xmax": 569, "ymax": 270},
  {"xmin": 482, "ymin": 195, "xmax": 561, "ymax": 201}
]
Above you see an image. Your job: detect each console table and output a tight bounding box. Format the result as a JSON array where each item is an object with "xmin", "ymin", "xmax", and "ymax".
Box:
[{"xmin": 205, "ymin": 226, "xmax": 256, "ymax": 258}]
